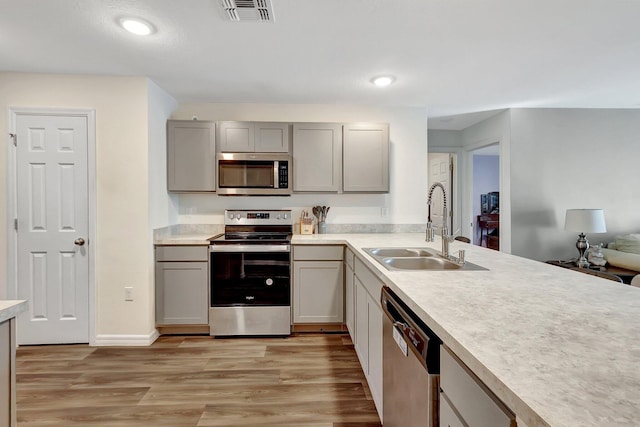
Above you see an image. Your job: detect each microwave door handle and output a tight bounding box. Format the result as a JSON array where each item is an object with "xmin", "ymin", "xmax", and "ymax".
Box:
[{"xmin": 273, "ymin": 160, "xmax": 279, "ymax": 189}]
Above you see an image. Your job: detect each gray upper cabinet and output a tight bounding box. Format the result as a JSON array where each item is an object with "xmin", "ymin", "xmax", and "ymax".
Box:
[
  {"xmin": 218, "ymin": 121, "xmax": 290, "ymax": 152},
  {"xmin": 218, "ymin": 121, "xmax": 255, "ymax": 152},
  {"xmin": 293, "ymin": 123, "xmax": 343, "ymax": 192},
  {"xmin": 167, "ymin": 120, "xmax": 216, "ymax": 192},
  {"xmin": 255, "ymin": 122, "xmax": 290, "ymax": 152},
  {"xmin": 343, "ymin": 123, "xmax": 389, "ymax": 192}
]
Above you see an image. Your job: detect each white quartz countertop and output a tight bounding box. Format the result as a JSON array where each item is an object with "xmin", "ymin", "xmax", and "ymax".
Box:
[
  {"xmin": 154, "ymin": 233, "xmax": 221, "ymax": 245},
  {"xmin": 0, "ymin": 300, "xmax": 28, "ymax": 323},
  {"xmin": 155, "ymin": 231, "xmax": 640, "ymax": 426}
]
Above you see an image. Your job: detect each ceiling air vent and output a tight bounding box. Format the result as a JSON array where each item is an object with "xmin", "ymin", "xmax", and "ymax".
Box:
[{"xmin": 221, "ymin": 0, "xmax": 274, "ymax": 22}]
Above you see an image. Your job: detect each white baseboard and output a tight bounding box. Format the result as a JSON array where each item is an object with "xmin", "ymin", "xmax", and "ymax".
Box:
[{"xmin": 93, "ymin": 329, "xmax": 159, "ymax": 346}]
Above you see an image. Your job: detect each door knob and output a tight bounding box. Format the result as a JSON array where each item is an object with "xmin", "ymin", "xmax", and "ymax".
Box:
[{"xmin": 74, "ymin": 238, "xmax": 86, "ymax": 246}]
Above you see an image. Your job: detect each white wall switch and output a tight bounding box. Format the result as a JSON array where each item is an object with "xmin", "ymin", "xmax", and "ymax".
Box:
[{"xmin": 124, "ymin": 286, "xmax": 133, "ymax": 301}]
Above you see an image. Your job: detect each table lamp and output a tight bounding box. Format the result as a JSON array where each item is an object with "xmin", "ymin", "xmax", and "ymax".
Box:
[{"xmin": 564, "ymin": 209, "xmax": 607, "ymax": 268}]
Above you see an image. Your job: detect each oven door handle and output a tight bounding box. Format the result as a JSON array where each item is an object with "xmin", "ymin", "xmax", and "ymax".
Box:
[{"xmin": 209, "ymin": 244, "xmax": 291, "ymax": 253}]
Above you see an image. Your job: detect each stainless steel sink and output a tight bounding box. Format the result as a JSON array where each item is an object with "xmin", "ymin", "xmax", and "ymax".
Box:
[
  {"xmin": 363, "ymin": 247, "xmax": 487, "ymax": 271},
  {"xmin": 367, "ymin": 248, "xmax": 436, "ymax": 258},
  {"xmin": 383, "ymin": 257, "xmax": 462, "ymax": 270}
]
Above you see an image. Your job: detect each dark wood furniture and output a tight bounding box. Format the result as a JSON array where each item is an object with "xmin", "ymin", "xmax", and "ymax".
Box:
[
  {"xmin": 477, "ymin": 214, "xmax": 499, "ymax": 250},
  {"xmin": 545, "ymin": 260, "xmax": 639, "ymax": 284}
]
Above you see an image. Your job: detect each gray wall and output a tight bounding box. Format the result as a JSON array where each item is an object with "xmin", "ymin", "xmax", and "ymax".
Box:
[
  {"xmin": 510, "ymin": 108, "xmax": 640, "ymax": 261},
  {"xmin": 461, "ymin": 111, "xmax": 512, "ymax": 253}
]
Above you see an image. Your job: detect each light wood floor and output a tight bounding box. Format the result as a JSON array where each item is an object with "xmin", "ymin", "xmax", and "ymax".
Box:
[{"xmin": 15, "ymin": 334, "xmax": 382, "ymax": 427}]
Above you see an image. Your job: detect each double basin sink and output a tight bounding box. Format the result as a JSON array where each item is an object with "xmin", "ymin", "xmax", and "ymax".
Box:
[{"xmin": 364, "ymin": 247, "xmax": 487, "ymax": 271}]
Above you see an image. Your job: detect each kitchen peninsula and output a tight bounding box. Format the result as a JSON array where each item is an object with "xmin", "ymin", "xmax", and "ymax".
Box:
[
  {"xmin": 1, "ymin": 300, "xmax": 27, "ymax": 427},
  {"xmin": 155, "ymin": 230, "xmax": 640, "ymax": 426}
]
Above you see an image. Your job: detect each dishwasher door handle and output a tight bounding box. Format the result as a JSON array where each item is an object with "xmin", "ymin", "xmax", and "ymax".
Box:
[{"xmin": 393, "ymin": 320, "xmax": 410, "ymax": 330}]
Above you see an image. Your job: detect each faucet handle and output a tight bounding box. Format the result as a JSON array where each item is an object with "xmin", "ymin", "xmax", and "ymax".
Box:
[{"xmin": 458, "ymin": 250, "xmax": 465, "ymax": 264}]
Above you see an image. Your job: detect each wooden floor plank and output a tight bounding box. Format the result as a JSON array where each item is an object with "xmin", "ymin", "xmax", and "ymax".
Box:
[
  {"xmin": 198, "ymin": 400, "xmax": 380, "ymax": 426},
  {"xmin": 278, "ymin": 367, "xmax": 370, "ymax": 384},
  {"xmin": 17, "ymin": 386, "xmax": 149, "ymax": 409},
  {"xmin": 17, "ymin": 404, "xmax": 206, "ymax": 427},
  {"xmin": 16, "ymin": 333, "xmax": 381, "ymax": 427},
  {"xmin": 139, "ymin": 382, "xmax": 367, "ymax": 406}
]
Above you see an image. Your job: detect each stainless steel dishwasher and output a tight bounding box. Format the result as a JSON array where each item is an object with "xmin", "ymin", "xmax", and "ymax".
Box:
[{"xmin": 381, "ymin": 286, "xmax": 441, "ymax": 427}]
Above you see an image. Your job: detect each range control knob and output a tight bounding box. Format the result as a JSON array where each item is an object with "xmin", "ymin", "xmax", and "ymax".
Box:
[
  {"xmin": 265, "ymin": 278, "xmax": 274, "ymax": 286},
  {"xmin": 283, "ymin": 213, "xmax": 288, "ymax": 219},
  {"xmin": 276, "ymin": 214, "xmax": 281, "ymax": 220},
  {"xmin": 235, "ymin": 214, "xmax": 241, "ymax": 220},
  {"xmin": 228, "ymin": 213, "xmax": 234, "ymax": 219}
]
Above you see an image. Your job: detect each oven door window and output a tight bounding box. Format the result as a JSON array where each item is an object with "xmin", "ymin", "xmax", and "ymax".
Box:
[
  {"xmin": 218, "ymin": 160, "xmax": 275, "ymax": 188},
  {"xmin": 210, "ymin": 251, "xmax": 290, "ymax": 306}
]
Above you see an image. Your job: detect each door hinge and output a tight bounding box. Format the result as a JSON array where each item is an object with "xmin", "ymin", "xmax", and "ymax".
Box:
[
  {"xmin": 9, "ymin": 133, "xmax": 16, "ymax": 146},
  {"xmin": 14, "ymin": 218, "xmax": 18, "ymax": 231}
]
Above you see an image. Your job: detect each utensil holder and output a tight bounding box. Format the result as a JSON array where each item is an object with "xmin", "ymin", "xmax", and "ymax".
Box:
[{"xmin": 318, "ymin": 221, "xmax": 327, "ymax": 234}]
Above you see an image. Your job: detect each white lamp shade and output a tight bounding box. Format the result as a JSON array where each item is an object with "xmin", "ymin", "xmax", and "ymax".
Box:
[{"xmin": 564, "ymin": 209, "xmax": 607, "ymax": 233}]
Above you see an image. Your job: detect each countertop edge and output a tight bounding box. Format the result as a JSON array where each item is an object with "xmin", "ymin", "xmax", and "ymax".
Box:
[{"xmin": 0, "ymin": 300, "xmax": 28, "ymax": 323}]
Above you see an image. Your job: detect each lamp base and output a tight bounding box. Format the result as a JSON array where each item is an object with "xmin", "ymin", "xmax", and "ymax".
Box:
[{"xmin": 575, "ymin": 232, "xmax": 590, "ymax": 268}]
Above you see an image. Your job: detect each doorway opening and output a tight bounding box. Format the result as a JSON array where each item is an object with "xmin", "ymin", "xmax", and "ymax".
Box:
[{"xmin": 470, "ymin": 144, "xmax": 500, "ymax": 249}]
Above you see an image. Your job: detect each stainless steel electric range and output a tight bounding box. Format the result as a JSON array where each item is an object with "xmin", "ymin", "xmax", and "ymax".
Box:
[{"xmin": 208, "ymin": 209, "xmax": 292, "ymax": 336}]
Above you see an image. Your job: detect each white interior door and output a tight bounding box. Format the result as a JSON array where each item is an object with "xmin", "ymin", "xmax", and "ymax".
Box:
[
  {"xmin": 15, "ymin": 113, "xmax": 89, "ymax": 344},
  {"xmin": 428, "ymin": 153, "xmax": 452, "ymax": 231}
]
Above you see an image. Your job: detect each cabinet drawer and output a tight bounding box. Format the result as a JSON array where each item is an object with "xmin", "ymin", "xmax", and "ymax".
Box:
[
  {"xmin": 155, "ymin": 245, "xmax": 209, "ymax": 262},
  {"xmin": 440, "ymin": 346, "xmax": 516, "ymax": 427},
  {"xmin": 345, "ymin": 248, "xmax": 355, "ymax": 270},
  {"xmin": 293, "ymin": 245, "xmax": 343, "ymax": 261},
  {"xmin": 354, "ymin": 258, "xmax": 384, "ymax": 302},
  {"xmin": 439, "ymin": 391, "xmax": 466, "ymax": 427}
]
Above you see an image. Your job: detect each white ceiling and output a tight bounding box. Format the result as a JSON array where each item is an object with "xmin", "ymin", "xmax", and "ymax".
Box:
[{"xmin": 2, "ymin": 0, "xmax": 640, "ymax": 130}]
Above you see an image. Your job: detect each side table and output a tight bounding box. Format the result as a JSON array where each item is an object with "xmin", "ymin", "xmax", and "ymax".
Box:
[{"xmin": 545, "ymin": 260, "xmax": 638, "ymax": 285}]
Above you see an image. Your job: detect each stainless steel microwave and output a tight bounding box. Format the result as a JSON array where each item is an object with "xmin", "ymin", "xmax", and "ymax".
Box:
[{"xmin": 216, "ymin": 152, "xmax": 291, "ymax": 196}]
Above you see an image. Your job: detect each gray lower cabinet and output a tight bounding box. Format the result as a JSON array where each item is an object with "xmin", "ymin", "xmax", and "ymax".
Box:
[
  {"xmin": 293, "ymin": 123, "xmax": 343, "ymax": 192},
  {"xmin": 167, "ymin": 120, "xmax": 216, "ymax": 192},
  {"xmin": 292, "ymin": 245, "xmax": 344, "ymax": 324},
  {"xmin": 343, "ymin": 123, "xmax": 389, "ymax": 192},
  {"xmin": 0, "ymin": 318, "xmax": 16, "ymax": 427},
  {"xmin": 352, "ymin": 257, "xmax": 384, "ymax": 419},
  {"xmin": 344, "ymin": 248, "xmax": 356, "ymax": 336},
  {"xmin": 440, "ymin": 392, "xmax": 466, "ymax": 427},
  {"xmin": 440, "ymin": 345, "xmax": 517, "ymax": 427},
  {"xmin": 155, "ymin": 245, "xmax": 209, "ymax": 326}
]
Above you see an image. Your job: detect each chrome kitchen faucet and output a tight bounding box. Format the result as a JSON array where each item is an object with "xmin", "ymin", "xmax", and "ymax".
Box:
[{"xmin": 426, "ymin": 182, "xmax": 454, "ymax": 258}]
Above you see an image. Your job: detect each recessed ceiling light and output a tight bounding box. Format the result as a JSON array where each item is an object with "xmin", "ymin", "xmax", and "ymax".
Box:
[
  {"xmin": 371, "ymin": 75, "xmax": 395, "ymax": 87},
  {"xmin": 119, "ymin": 17, "xmax": 154, "ymax": 36}
]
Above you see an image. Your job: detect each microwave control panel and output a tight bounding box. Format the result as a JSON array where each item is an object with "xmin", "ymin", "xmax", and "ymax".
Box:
[{"xmin": 278, "ymin": 161, "xmax": 289, "ymax": 189}]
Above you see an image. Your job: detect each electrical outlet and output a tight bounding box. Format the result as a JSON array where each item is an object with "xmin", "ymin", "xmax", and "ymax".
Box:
[
  {"xmin": 124, "ymin": 286, "xmax": 133, "ymax": 301},
  {"xmin": 381, "ymin": 207, "xmax": 389, "ymax": 217}
]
